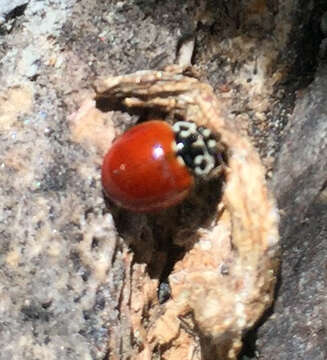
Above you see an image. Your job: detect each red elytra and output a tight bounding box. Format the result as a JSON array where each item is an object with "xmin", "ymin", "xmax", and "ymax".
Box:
[{"xmin": 101, "ymin": 120, "xmax": 194, "ymax": 212}]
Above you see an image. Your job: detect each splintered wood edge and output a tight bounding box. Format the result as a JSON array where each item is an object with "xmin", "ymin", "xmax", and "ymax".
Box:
[{"xmin": 94, "ymin": 68, "xmax": 280, "ymax": 358}]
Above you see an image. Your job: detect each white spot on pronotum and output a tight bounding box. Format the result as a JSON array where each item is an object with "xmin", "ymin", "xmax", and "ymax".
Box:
[
  {"xmin": 207, "ymin": 139, "xmax": 217, "ymax": 148},
  {"xmin": 176, "ymin": 142, "xmax": 184, "ymax": 152},
  {"xmin": 194, "ymin": 154, "xmax": 215, "ymax": 175},
  {"xmin": 192, "ymin": 136, "xmax": 206, "ymax": 148},
  {"xmin": 173, "ymin": 121, "xmax": 218, "ymax": 176},
  {"xmin": 172, "ymin": 140, "xmax": 184, "ymax": 153},
  {"xmin": 201, "ymin": 128, "xmax": 211, "ymax": 138},
  {"xmin": 173, "ymin": 121, "xmax": 197, "ymax": 138}
]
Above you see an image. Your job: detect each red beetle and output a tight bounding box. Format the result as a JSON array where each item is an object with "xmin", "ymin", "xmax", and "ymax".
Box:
[{"xmin": 101, "ymin": 120, "xmax": 220, "ymax": 212}]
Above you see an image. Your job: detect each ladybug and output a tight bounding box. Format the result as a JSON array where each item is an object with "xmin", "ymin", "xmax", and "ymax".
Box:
[{"xmin": 101, "ymin": 120, "xmax": 220, "ymax": 212}]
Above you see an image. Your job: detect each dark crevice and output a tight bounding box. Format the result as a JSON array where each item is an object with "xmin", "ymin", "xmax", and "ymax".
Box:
[
  {"xmin": 277, "ymin": 1, "xmax": 327, "ymax": 91},
  {"xmin": 239, "ymin": 270, "xmax": 282, "ymax": 359},
  {"xmin": 110, "ymin": 174, "xmax": 225, "ymax": 307},
  {"xmin": 4, "ymin": 3, "xmax": 28, "ymax": 22},
  {"xmin": 95, "ymin": 91, "xmax": 188, "ymax": 116}
]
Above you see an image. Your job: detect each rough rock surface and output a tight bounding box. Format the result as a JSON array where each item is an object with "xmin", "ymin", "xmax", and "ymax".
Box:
[
  {"xmin": 256, "ymin": 63, "xmax": 327, "ymax": 360},
  {"xmin": 0, "ymin": 0, "xmax": 29, "ymax": 25},
  {"xmin": 0, "ymin": 0, "xmax": 326, "ymax": 359}
]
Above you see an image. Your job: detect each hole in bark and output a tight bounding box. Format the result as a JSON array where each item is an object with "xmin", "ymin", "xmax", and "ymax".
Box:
[
  {"xmin": 98, "ymin": 96, "xmax": 227, "ymax": 287},
  {"xmin": 110, "ymin": 174, "xmax": 224, "ymax": 287}
]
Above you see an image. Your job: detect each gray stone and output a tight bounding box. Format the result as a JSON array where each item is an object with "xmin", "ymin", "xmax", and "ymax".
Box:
[{"xmin": 256, "ymin": 64, "xmax": 327, "ymax": 360}]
